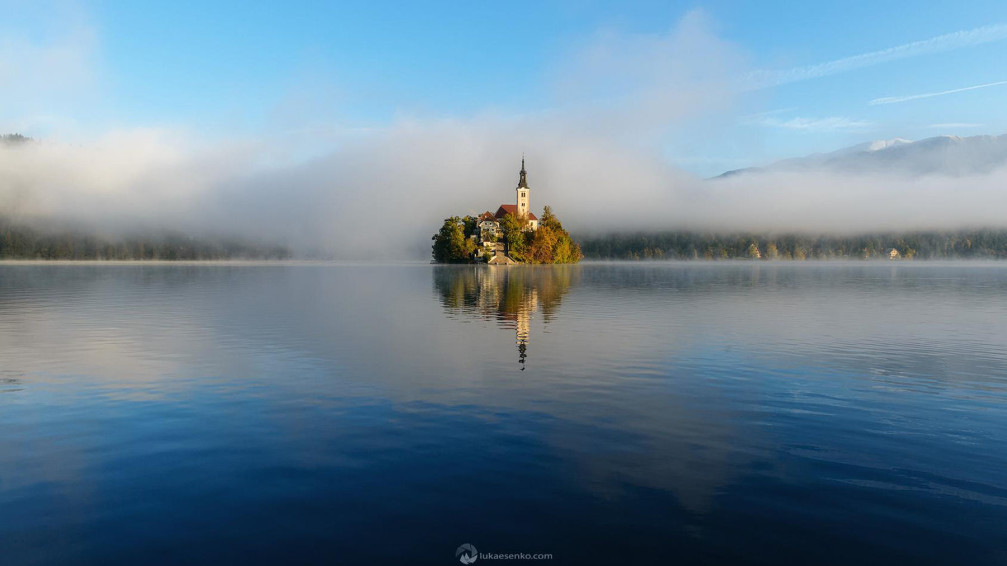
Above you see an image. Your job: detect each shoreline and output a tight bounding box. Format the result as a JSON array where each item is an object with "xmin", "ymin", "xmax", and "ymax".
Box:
[
  {"xmin": 0, "ymin": 259, "xmax": 430, "ymax": 266},
  {"xmin": 2, "ymin": 258, "xmax": 1006, "ymax": 267}
]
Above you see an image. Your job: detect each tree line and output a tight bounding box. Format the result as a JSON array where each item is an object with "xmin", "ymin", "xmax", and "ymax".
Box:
[
  {"xmin": 0, "ymin": 222, "xmax": 291, "ymax": 260},
  {"xmin": 577, "ymin": 230, "xmax": 1007, "ymax": 260},
  {"xmin": 1, "ymin": 133, "xmax": 31, "ymax": 145}
]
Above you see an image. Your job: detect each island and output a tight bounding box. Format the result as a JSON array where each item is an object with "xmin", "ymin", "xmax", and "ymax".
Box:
[{"xmin": 431, "ymin": 159, "xmax": 582, "ymax": 264}]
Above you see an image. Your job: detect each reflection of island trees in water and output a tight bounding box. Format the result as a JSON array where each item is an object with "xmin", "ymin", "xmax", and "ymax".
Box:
[{"xmin": 434, "ymin": 266, "xmax": 579, "ymax": 369}]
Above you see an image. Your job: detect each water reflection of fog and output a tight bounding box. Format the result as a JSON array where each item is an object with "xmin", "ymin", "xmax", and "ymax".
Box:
[
  {"xmin": 433, "ymin": 266, "xmax": 579, "ymax": 369},
  {"xmin": 4, "ymin": 262, "xmax": 1007, "ymax": 535},
  {"xmin": 429, "ymin": 265, "xmax": 750, "ymax": 515}
]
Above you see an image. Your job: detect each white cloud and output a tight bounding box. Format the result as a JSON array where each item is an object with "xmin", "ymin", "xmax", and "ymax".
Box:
[
  {"xmin": 752, "ymin": 115, "xmax": 874, "ymax": 132},
  {"xmin": 743, "ymin": 108, "xmax": 798, "ymax": 119},
  {"xmin": 695, "ymin": 167, "xmax": 1007, "ymax": 234},
  {"xmin": 746, "ymin": 23, "xmax": 1007, "ymax": 89},
  {"xmin": 928, "ymin": 123, "xmax": 983, "ymax": 129},
  {"xmin": 551, "ymin": 9, "xmax": 746, "ymax": 139},
  {"xmin": 870, "ymin": 79, "xmax": 1007, "ymax": 105}
]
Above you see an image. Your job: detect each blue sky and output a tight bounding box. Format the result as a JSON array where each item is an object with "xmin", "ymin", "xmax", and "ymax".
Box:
[{"xmin": 5, "ymin": 0, "xmax": 1007, "ymax": 176}]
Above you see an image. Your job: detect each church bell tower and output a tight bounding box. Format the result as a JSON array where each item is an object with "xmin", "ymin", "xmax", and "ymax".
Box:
[{"xmin": 516, "ymin": 157, "xmax": 530, "ymax": 217}]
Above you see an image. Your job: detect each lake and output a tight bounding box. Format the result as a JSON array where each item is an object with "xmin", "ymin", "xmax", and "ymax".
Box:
[{"xmin": 1, "ymin": 262, "xmax": 1006, "ymax": 565}]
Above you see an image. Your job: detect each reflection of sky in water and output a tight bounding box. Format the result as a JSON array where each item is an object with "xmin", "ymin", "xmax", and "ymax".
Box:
[{"xmin": 1, "ymin": 263, "xmax": 1006, "ymax": 564}]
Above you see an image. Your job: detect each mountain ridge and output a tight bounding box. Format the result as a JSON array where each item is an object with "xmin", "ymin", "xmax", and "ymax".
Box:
[{"xmin": 715, "ymin": 133, "xmax": 1007, "ymax": 178}]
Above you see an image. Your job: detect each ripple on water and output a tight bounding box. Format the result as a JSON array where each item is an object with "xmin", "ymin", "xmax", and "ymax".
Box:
[{"xmin": 1, "ymin": 262, "xmax": 1006, "ymax": 564}]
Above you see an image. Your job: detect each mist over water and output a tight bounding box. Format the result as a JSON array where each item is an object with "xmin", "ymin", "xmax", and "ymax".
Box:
[
  {"xmin": 4, "ymin": 10, "xmax": 1007, "ymax": 259},
  {"xmin": 2, "ymin": 262, "xmax": 1006, "ymax": 564},
  {"xmin": 7, "ymin": 4, "xmax": 1007, "ymax": 566}
]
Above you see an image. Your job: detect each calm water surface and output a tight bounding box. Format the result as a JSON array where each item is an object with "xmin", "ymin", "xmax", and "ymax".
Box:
[{"xmin": 1, "ymin": 262, "xmax": 1006, "ymax": 565}]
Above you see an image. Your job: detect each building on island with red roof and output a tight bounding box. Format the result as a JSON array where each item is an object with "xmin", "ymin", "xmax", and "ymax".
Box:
[{"xmin": 475, "ymin": 158, "xmax": 540, "ymax": 261}]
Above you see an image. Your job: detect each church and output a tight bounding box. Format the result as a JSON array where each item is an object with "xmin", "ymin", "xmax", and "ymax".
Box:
[{"xmin": 475, "ymin": 158, "xmax": 539, "ymax": 253}]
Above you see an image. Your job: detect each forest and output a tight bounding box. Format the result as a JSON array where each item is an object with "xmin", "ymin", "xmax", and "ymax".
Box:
[
  {"xmin": 577, "ymin": 230, "xmax": 1007, "ymax": 260},
  {"xmin": 0, "ymin": 221, "xmax": 291, "ymax": 260}
]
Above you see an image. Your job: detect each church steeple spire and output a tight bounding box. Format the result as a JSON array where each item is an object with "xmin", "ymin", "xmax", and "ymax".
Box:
[{"xmin": 516, "ymin": 155, "xmax": 531, "ymax": 219}]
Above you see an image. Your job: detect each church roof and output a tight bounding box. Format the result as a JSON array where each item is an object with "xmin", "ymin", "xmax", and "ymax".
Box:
[{"xmin": 495, "ymin": 204, "xmax": 537, "ymax": 221}]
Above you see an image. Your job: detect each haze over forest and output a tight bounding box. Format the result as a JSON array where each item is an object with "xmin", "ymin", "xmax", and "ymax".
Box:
[{"xmin": 4, "ymin": 5, "xmax": 1007, "ymax": 259}]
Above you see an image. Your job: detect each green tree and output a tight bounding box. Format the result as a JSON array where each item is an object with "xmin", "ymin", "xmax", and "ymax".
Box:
[
  {"xmin": 462, "ymin": 215, "xmax": 478, "ymax": 238},
  {"xmin": 431, "ymin": 216, "xmax": 475, "ymax": 263},
  {"xmin": 499, "ymin": 212, "xmax": 529, "ymax": 262},
  {"xmin": 540, "ymin": 206, "xmax": 562, "ymax": 230}
]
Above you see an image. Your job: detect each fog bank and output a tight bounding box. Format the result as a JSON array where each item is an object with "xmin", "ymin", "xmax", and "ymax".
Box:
[{"xmin": 3, "ymin": 11, "xmax": 1007, "ymax": 258}]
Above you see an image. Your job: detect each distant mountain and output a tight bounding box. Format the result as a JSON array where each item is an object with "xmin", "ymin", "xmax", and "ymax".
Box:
[{"xmin": 715, "ymin": 134, "xmax": 1007, "ymax": 178}]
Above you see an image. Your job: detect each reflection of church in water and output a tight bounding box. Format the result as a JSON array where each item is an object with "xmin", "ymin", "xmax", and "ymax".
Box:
[
  {"xmin": 501, "ymin": 277, "xmax": 537, "ymax": 368},
  {"xmin": 433, "ymin": 266, "xmax": 576, "ymax": 370}
]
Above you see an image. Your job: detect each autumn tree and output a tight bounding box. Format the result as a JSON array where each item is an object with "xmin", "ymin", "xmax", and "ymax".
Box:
[{"xmin": 526, "ymin": 206, "xmax": 583, "ymax": 264}]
